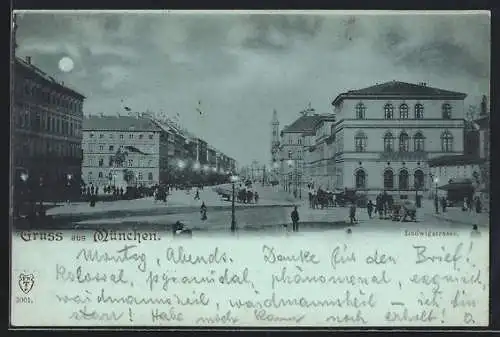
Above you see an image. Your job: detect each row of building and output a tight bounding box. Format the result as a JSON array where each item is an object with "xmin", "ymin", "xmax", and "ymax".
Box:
[
  {"xmin": 12, "ymin": 55, "xmax": 236, "ymax": 200},
  {"xmin": 270, "ymin": 81, "xmax": 489, "ymax": 203},
  {"xmin": 81, "ymin": 113, "xmax": 237, "ymax": 187}
]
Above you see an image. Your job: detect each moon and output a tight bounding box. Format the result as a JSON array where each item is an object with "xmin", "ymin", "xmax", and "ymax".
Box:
[{"xmin": 58, "ymin": 56, "xmax": 74, "ymax": 72}]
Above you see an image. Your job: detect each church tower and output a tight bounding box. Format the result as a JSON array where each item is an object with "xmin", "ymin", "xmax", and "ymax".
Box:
[{"xmin": 271, "ymin": 109, "xmax": 280, "ymax": 164}]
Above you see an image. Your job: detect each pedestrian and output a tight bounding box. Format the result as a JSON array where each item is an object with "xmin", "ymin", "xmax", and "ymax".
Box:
[
  {"xmin": 434, "ymin": 194, "xmax": 439, "ymax": 214},
  {"xmin": 200, "ymin": 202, "xmax": 207, "ymax": 221},
  {"xmin": 95, "ymin": 186, "xmax": 99, "ymax": 196},
  {"xmin": 90, "ymin": 185, "xmax": 95, "ymax": 195},
  {"xmin": 194, "ymin": 189, "xmax": 200, "ymax": 200},
  {"xmin": 475, "ymin": 196, "xmax": 482, "ymax": 213},
  {"xmin": 349, "ymin": 202, "xmax": 357, "ymax": 225},
  {"xmin": 441, "ymin": 196, "xmax": 447, "ymax": 213},
  {"xmin": 291, "ymin": 206, "xmax": 300, "ymax": 232},
  {"xmin": 254, "ymin": 192, "xmax": 259, "ymax": 204},
  {"xmin": 462, "ymin": 197, "xmax": 468, "ymax": 211},
  {"xmin": 367, "ymin": 200, "xmax": 374, "ymax": 219}
]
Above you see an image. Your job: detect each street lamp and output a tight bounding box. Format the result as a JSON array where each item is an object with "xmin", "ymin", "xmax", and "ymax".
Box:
[
  {"xmin": 66, "ymin": 173, "xmax": 73, "ymax": 203},
  {"xmin": 230, "ymin": 174, "xmax": 239, "ymax": 232},
  {"xmin": 177, "ymin": 160, "xmax": 185, "ymax": 170}
]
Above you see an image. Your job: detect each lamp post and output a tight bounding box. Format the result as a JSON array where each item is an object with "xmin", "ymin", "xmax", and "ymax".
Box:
[
  {"xmin": 66, "ymin": 173, "xmax": 73, "ymax": 203},
  {"xmin": 230, "ymin": 174, "xmax": 239, "ymax": 232},
  {"xmin": 20, "ymin": 172, "xmax": 29, "ymax": 217}
]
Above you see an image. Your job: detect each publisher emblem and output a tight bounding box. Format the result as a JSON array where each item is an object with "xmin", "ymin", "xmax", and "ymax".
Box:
[{"xmin": 18, "ymin": 273, "xmax": 35, "ymax": 294}]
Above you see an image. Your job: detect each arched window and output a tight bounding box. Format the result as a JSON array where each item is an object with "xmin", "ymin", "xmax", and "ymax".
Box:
[
  {"xmin": 442, "ymin": 103, "xmax": 452, "ymax": 119},
  {"xmin": 383, "ymin": 169, "xmax": 394, "ymax": 190},
  {"xmin": 413, "ymin": 131, "xmax": 425, "ymax": 151},
  {"xmin": 383, "ymin": 132, "xmax": 394, "ymax": 152},
  {"xmin": 399, "ymin": 132, "xmax": 410, "ymax": 152},
  {"xmin": 399, "ymin": 104, "xmax": 409, "ymax": 119},
  {"xmin": 415, "ymin": 104, "xmax": 424, "ymax": 119},
  {"xmin": 355, "ymin": 102, "xmax": 366, "ymax": 119},
  {"xmin": 355, "ymin": 131, "xmax": 367, "ymax": 152},
  {"xmin": 441, "ymin": 131, "xmax": 453, "ymax": 152},
  {"xmin": 399, "ymin": 169, "xmax": 409, "ymax": 190},
  {"xmin": 384, "ymin": 103, "xmax": 394, "ymax": 119},
  {"xmin": 355, "ymin": 169, "xmax": 366, "ymax": 189},
  {"xmin": 98, "ymin": 172, "xmax": 103, "ymax": 178},
  {"xmin": 414, "ymin": 169, "xmax": 424, "ymax": 189},
  {"xmin": 148, "ymin": 172, "xmax": 153, "ymax": 180}
]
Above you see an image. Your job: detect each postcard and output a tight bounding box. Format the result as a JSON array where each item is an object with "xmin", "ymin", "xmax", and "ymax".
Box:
[{"xmin": 10, "ymin": 9, "xmax": 490, "ymax": 328}]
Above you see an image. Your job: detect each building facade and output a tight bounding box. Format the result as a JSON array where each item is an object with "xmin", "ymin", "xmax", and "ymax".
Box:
[
  {"xmin": 82, "ymin": 115, "xmax": 168, "ymax": 188},
  {"xmin": 330, "ymin": 81, "xmax": 466, "ymax": 200},
  {"xmin": 278, "ymin": 113, "xmax": 325, "ymax": 194},
  {"xmin": 13, "ymin": 56, "xmax": 85, "ymax": 199},
  {"xmin": 303, "ymin": 115, "xmax": 336, "ymax": 190}
]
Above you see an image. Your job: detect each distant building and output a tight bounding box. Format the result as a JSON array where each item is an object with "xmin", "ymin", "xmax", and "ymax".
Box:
[
  {"xmin": 330, "ymin": 81, "xmax": 467, "ymax": 200},
  {"xmin": 13, "ymin": 56, "xmax": 85, "ymax": 199},
  {"xmin": 303, "ymin": 114, "xmax": 336, "ymax": 190},
  {"xmin": 81, "ymin": 115, "xmax": 168, "ymax": 187},
  {"xmin": 278, "ymin": 111, "xmax": 326, "ymax": 194},
  {"xmin": 429, "ymin": 95, "xmax": 489, "ymax": 205}
]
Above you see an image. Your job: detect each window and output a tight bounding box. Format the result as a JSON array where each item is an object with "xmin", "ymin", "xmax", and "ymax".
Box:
[
  {"xmin": 129, "ymin": 134, "xmax": 134, "ymax": 139},
  {"xmin": 399, "ymin": 169, "xmax": 409, "ymax": 190},
  {"xmin": 149, "ymin": 134, "xmax": 154, "ymax": 140},
  {"xmin": 355, "ymin": 169, "xmax": 366, "ymax": 189},
  {"xmin": 399, "ymin": 104, "xmax": 409, "ymax": 119},
  {"xmin": 148, "ymin": 172, "xmax": 153, "ymax": 181},
  {"xmin": 415, "ymin": 104, "xmax": 424, "ymax": 119},
  {"xmin": 383, "ymin": 169, "xmax": 394, "ymax": 190},
  {"xmin": 354, "ymin": 131, "xmax": 367, "ymax": 152},
  {"xmin": 109, "ymin": 145, "xmax": 114, "ymax": 152},
  {"xmin": 99, "ymin": 134, "xmax": 104, "ymax": 139},
  {"xmin": 99, "ymin": 158, "xmax": 104, "ymax": 167},
  {"xmin": 109, "ymin": 134, "xmax": 114, "ymax": 139},
  {"xmin": 355, "ymin": 102, "xmax": 366, "ymax": 119},
  {"xmin": 383, "ymin": 132, "xmax": 394, "ymax": 152},
  {"xmin": 288, "ymin": 151, "xmax": 292, "ymax": 159},
  {"xmin": 442, "ymin": 103, "xmax": 452, "ymax": 119},
  {"xmin": 138, "ymin": 172, "xmax": 143, "ymax": 180},
  {"xmin": 414, "ymin": 169, "xmax": 424, "ymax": 189},
  {"xmin": 99, "ymin": 145, "xmax": 104, "ymax": 151},
  {"xmin": 98, "ymin": 172, "xmax": 103, "ymax": 178},
  {"xmin": 441, "ymin": 131, "xmax": 453, "ymax": 152},
  {"xmin": 139, "ymin": 134, "xmax": 144, "ymax": 139},
  {"xmin": 384, "ymin": 103, "xmax": 394, "ymax": 119},
  {"xmin": 414, "ymin": 132, "xmax": 425, "ymax": 151},
  {"xmin": 108, "ymin": 172, "xmax": 113, "ymax": 180},
  {"xmin": 298, "ymin": 138, "xmax": 302, "ymax": 145},
  {"xmin": 120, "ymin": 134, "xmax": 124, "ymax": 139},
  {"xmin": 128, "ymin": 159, "xmax": 133, "ymax": 167},
  {"xmin": 399, "ymin": 132, "xmax": 410, "ymax": 152},
  {"xmin": 90, "ymin": 133, "xmax": 94, "ymax": 138}
]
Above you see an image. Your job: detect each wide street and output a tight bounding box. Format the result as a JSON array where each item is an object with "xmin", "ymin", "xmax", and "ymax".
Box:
[{"xmin": 15, "ymin": 184, "xmax": 489, "ymax": 238}]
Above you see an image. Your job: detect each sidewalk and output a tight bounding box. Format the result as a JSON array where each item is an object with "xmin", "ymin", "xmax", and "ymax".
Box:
[{"xmin": 430, "ymin": 208, "xmax": 489, "ymax": 226}]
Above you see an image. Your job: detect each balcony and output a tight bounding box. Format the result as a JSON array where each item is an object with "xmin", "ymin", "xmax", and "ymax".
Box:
[{"xmin": 379, "ymin": 151, "xmax": 428, "ymax": 161}]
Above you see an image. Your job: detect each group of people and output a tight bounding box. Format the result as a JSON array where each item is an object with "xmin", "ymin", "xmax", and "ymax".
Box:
[
  {"xmin": 307, "ymin": 187, "xmax": 336, "ymax": 209},
  {"xmin": 434, "ymin": 195, "xmax": 483, "ymax": 214},
  {"xmin": 236, "ymin": 186, "xmax": 259, "ymax": 204}
]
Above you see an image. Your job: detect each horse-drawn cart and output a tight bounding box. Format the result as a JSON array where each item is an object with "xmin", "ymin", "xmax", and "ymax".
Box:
[{"xmin": 390, "ymin": 200, "xmax": 417, "ymax": 222}]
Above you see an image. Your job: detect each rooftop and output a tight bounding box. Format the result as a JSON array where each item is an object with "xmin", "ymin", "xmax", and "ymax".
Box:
[
  {"xmin": 15, "ymin": 57, "xmax": 86, "ymax": 100},
  {"xmin": 332, "ymin": 81, "xmax": 467, "ymax": 106},
  {"xmin": 82, "ymin": 115, "xmax": 162, "ymax": 132},
  {"xmin": 282, "ymin": 114, "xmax": 333, "ymax": 133},
  {"xmin": 428, "ymin": 154, "xmax": 486, "ymax": 167}
]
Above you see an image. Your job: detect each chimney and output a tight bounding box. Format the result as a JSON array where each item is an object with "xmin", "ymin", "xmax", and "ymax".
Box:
[{"xmin": 25, "ymin": 56, "xmax": 31, "ymax": 64}]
